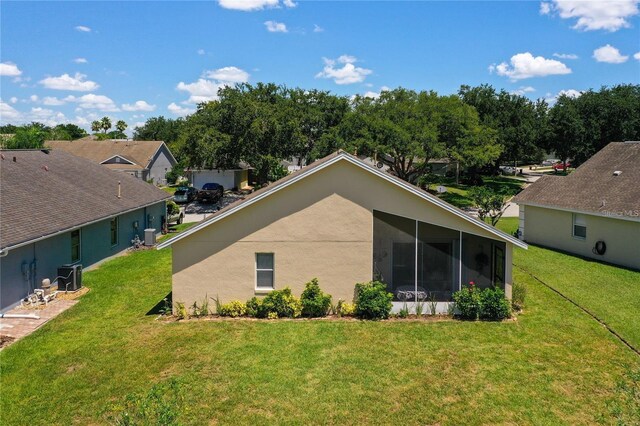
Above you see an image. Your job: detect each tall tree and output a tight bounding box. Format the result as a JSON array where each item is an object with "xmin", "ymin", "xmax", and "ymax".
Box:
[
  {"xmin": 547, "ymin": 94, "xmax": 583, "ymax": 170},
  {"xmin": 4, "ymin": 123, "xmax": 46, "ymax": 149},
  {"xmin": 91, "ymin": 120, "xmax": 101, "ymax": 134},
  {"xmin": 100, "ymin": 116, "xmax": 112, "ymax": 134}
]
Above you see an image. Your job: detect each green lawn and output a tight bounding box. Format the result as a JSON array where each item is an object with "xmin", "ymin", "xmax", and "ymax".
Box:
[
  {"xmin": 435, "ymin": 176, "xmax": 525, "ymax": 208},
  {"xmin": 497, "ymin": 217, "xmax": 640, "ymax": 350},
  {"xmin": 1, "ymin": 221, "xmax": 639, "ymax": 425}
]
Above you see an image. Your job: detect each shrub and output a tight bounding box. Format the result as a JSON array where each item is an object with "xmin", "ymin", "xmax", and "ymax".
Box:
[
  {"xmin": 397, "ymin": 302, "xmax": 409, "ymax": 318},
  {"xmin": 339, "ymin": 302, "xmax": 356, "ymax": 317},
  {"xmin": 218, "ymin": 301, "xmax": 247, "ymax": 317},
  {"xmin": 166, "ymin": 200, "xmax": 180, "ymax": 216},
  {"xmin": 190, "ymin": 297, "xmax": 209, "ymax": 318},
  {"xmin": 300, "ymin": 278, "xmax": 332, "ymax": 317},
  {"xmin": 354, "ymin": 281, "xmax": 393, "ymax": 320},
  {"xmin": 246, "ymin": 288, "xmax": 302, "ymax": 318},
  {"xmin": 174, "ymin": 302, "xmax": 187, "ymax": 320},
  {"xmin": 452, "ymin": 283, "xmax": 480, "ymax": 320},
  {"xmin": 479, "ymin": 287, "xmax": 511, "ymax": 320},
  {"xmin": 512, "ymin": 281, "xmax": 527, "ymax": 311}
]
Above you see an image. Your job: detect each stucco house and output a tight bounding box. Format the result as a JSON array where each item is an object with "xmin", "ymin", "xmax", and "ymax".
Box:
[
  {"xmin": 514, "ymin": 141, "xmax": 640, "ymax": 271},
  {"xmin": 159, "ymin": 151, "xmax": 526, "ymax": 312},
  {"xmin": 0, "ymin": 149, "xmax": 170, "ymax": 312},
  {"xmin": 45, "ymin": 139, "xmax": 177, "ymax": 185}
]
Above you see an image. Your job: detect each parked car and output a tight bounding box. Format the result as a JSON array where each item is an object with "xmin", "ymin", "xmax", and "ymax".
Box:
[
  {"xmin": 166, "ymin": 201, "xmax": 184, "ymax": 225},
  {"xmin": 542, "ymin": 159, "xmax": 560, "ymax": 167},
  {"xmin": 173, "ymin": 186, "xmax": 197, "ymax": 204},
  {"xmin": 196, "ymin": 183, "xmax": 224, "ymax": 203},
  {"xmin": 553, "ymin": 162, "xmax": 571, "ymax": 171},
  {"xmin": 499, "ymin": 166, "xmax": 517, "ymax": 175}
]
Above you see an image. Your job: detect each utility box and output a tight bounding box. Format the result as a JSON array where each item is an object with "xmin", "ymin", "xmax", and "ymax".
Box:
[
  {"xmin": 144, "ymin": 228, "xmax": 157, "ymax": 246},
  {"xmin": 57, "ymin": 264, "xmax": 83, "ymax": 292}
]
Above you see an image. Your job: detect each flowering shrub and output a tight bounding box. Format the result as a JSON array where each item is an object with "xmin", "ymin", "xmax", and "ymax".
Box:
[
  {"xmin": 300, "ymin": 278, "xmax": 332, "ymax": 317},
  {"xmin": 339, "ymin": 302, "xmax": 356, "ymax": 317},
  {"xmin": 452, "ymin": 281, "xmax": 481, "ymax": 320},
  {"xmin": 354, "ymin": 281, "xmax": 393, "ymax": 320},
  {"xmin": 218, "ymin": 301, "xmax": 247, "ymax": 317}
]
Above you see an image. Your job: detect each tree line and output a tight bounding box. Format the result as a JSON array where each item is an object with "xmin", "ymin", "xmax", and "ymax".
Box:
[{"xmin": 2, "ymin": 83, "xmax": 638, "ymax": 185}]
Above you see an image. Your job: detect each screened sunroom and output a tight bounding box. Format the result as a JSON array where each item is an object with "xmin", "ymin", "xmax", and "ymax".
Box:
[{"xmin": 372, "ymin": 210, "xmax": 506, "ymax": 307}]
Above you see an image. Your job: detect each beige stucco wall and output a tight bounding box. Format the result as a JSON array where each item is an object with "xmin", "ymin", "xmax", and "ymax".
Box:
[
  {"xmin": 521, "ymin": 205, "xmax": 640, "ymax": 270},
  {"xmin": 172, "ymin": 160, "xmax": 515, "ymax": 306}
]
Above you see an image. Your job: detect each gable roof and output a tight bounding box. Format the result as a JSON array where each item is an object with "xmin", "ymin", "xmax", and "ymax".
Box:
[
  {"xmin": 45, "ymin": 139, "xmax": 175, "ymax": 170},
  {"xmin": 158, "ymin": 151, "xmax": 527, "ymax": 249},
  {"xmin": 514, "ymin": 142, "xmax": 640, "ymax": 221},
  {"xmin": 0, "ymin": 149, "xmax": 170, "ymax": 251}
]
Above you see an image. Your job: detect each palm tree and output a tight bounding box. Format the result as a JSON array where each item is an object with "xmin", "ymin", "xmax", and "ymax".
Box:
[
  {"xmin": 91, "ymin": 120, "xmax": 101, "ymax": 134},
  {"xmin": 100, "ymin": 116, "xmax": 112, "ymax": 134},
  {"xmin": 115, "ymin": 120, "xmax": 127, "ymax": 133}
]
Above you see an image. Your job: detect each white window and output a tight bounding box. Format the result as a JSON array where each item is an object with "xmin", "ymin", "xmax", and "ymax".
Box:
[
  {"xmin": 573, "ymin": 214, "xmax": 587, "ymax": 239},
  {"xmin": 256, "ymin": 253, "xmax": 274, "ymax": 289}
]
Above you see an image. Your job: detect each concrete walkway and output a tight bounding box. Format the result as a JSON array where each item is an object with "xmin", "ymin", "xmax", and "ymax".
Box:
[{"xmin": 0, "ymin": 299, "xmax": 77, "ymax": 346}]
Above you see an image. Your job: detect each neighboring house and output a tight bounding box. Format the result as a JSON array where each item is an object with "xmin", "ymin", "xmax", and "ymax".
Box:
[
  {"xmin": 0, "ymin": 149, "xmax": 170, "ymax": 312},
  {"xmin": 159, "ymin": 151, "xmax": 526, "ymax": 312},
  {"xmin": 514, "ymin": 141, "xmax": 640, "ymax": 270},
  {"xmin": 45, "ymin": 139, "xmax": 177, "ymax": 185},
  {"xmin": 187, "ymin": 164, "xmax": 252, "ymax": 191}
]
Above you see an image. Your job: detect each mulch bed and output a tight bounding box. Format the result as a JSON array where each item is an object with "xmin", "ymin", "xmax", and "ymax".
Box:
[
  {"xmin": 56, "ymin": 286, "xmax": 90, "ymax": 300},
  {"xmin": 0, "ymin": 335, "xmax": 16, "ymax": 349}
]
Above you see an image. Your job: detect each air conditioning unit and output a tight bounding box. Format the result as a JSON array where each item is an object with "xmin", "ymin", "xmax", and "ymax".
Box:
[
  {"xmin": 57, "ymin": 264, "xmax": 83, "ymax": 292},
  {"xmin": 144, "ymin": 228, "xmax": 157, "ymax": 246}
]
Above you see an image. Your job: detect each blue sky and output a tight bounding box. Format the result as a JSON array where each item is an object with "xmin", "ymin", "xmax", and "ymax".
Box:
[{"xmin": 1, "ymin": 0, "xmax": 639, "ymax": 132}]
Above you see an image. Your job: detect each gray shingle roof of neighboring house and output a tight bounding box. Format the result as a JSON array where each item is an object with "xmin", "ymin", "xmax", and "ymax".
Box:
[
  {"xmin": 44, "ymin": 139, "xmax": 175, "ymax": 172},
  {"xmin": 514, "ymin": 142, "xmax": 640, "ymax": 218},
  {"xmin": 0, "ymin": 149, "xmax": 170, "ymax": 251}
]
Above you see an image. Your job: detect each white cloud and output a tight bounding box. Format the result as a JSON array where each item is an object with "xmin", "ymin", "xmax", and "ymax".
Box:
[
  {"xmin": 218, "ymin": 0, "xmax": 279, "ymax": 11},
  {"xmin": 168, "ymin": 102, "xmax": 195, "ymax": 116},
  {"xmin": 197, "ymin": 49, "xmax": 206, "ymax": 55},
  {"xmin": 511, "ymin": 86, "xmax": 536, "ymax": 96},
  {"xmin": 283, "ymin": 0, "xmax": 296, "ymax": 7},
  {"xmin": 203, "ymin": 66, "xmax": 250, "ymax": 83},
  {"xmin": 541, "ymin": 0, "xmax": 640, "ymax": 32},
  {"xmin": 65, "ymin": 94, "xmax": 119, "ymax": 111},
  {"xmin": 42, "ymin": 96, "xmax": 66, "ymax": 106},
  {"xmin": 313, "ymin": 24, "xmax": 324, "ymax": 33},
  {"xmin": 593, "ymin": 44, "xmax": 629, "ymax": 63},
  {"xmin": 39, "ymin": 72, "xmax": 99, "ymax": 91},
  {"xmin": 10, "ymin": 97, "xmax": 18, "ymax": 104},
  {"xmin": 361, "ymin": 86, "xmax": 390, "ymax": 99},
  {"xmin": 559, "ymin": 89, "xmax": 582, "ymax": 98},
  {"xmin": 177, "ymin": 79, "xmax": 227, "ymax": 103},
  {"xmin": 74, "ymin": 57, "xmax": 88, "ymax": 64},
  {"xmin": 635, "ymin": 52, "xmax": 640, "ymax": 60},
  {"xmin": 265, "ymin": 20, "xmax": 288, "ymax": 33},
  {"xmin": 490, "ymin": 52, "xmax": 571, "ymax": 81},
  {"xmin": 316, "ymin": 55, "xmax": 373, "ymax": 85},
  {"xmin": 0, "ymin": 62, "xmax": 22, "ymax": 77},
  {"xmin": 30, "ymin": 95, "xmax": 39, "ymax": 103},
  {"xmin": 121, "ymin": 100, "xmax": 156, "ymax": 112},
  {"xmin": 75, "ymin": 25, "xmax": 91, "ymax": 32},
  {"xmin": 0, "ymin": 100, "xmax": 22, "ymax": 122},
  {"xmin": 553, "ymin": 52, "xmax": 579, "ymax": 59}
]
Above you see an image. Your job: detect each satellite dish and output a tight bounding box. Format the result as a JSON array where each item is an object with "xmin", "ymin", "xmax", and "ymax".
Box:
[
  {"xmin": 436, "ymin": 185, "xmax": 447, "ymax": 193},
  {"xmin": 376, "ymin": 161, "xmax": 384, "ymax": 169}
]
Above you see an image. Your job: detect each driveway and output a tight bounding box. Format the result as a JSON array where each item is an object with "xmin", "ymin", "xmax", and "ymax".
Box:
[{"xmin": 181, "ymin": 193, "xmax": 246, "ymax": 223}]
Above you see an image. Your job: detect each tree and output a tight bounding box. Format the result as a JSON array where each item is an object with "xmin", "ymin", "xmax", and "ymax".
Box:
[
  {"xmin": 100, "ymin": 116, "xmax": 112, "ymax": 134},
  {"xmin": 547, "ymin": 94, "xmax": 583, "ymax": 170},
  {"xmin": 133, "ymin": 116, "xmax": 184, "ymax": 147},
  {"xmin": 4, "ymin": 123, "xmax": 46, "ymax": 149},
  {"xmin": 91, "ymin": 120, "xmax": 101, "ymax": 134},
  {"xmin": 116, "ymin": 120, "xmax": 127, "ymax": 133},
  {"xmin": 469, "ymin": 187, "xmax": 512, "ymax": 226},
  {"xmin": 48, "ymin": 124, "xmax": 88, "ymax": 140}
]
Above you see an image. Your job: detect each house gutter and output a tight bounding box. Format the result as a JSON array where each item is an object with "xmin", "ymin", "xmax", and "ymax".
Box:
[{"xmin": 1, "ymin": 197, "xmax": 170, "ymax": 255}]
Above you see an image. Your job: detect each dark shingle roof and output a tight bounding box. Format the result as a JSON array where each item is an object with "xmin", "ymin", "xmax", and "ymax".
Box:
[
  {"xmin": 44, "ymin": 139, "xmax": 169, "ymax": 169},
  {"xmin": 514, "ymin": 142, "xmax": 640, "ymax": 215},
  {"xmin": 0, "ymin": 149, "xmax": 170, "ymax": 250}
]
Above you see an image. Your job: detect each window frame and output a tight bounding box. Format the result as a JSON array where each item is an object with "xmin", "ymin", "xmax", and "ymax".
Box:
[
  {"xmin": 255, "ymin": 252, "xmax": 275, "ymax": 291},
  {"xmin": 71, "ymin": 229, "xmax": 81, "ymax": 263},
  {"xmin": 572, "ymin": 213, "xmax": 587, "ymax": 240},
  {"xmin": 110, "ymin": 217, "xmax": 119, "ymax": 247}
]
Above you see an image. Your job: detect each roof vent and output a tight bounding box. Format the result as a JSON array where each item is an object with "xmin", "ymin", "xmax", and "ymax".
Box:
[{"xmin": 613, "ymin": 170, "xmax": 622, "ymax": 176}]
